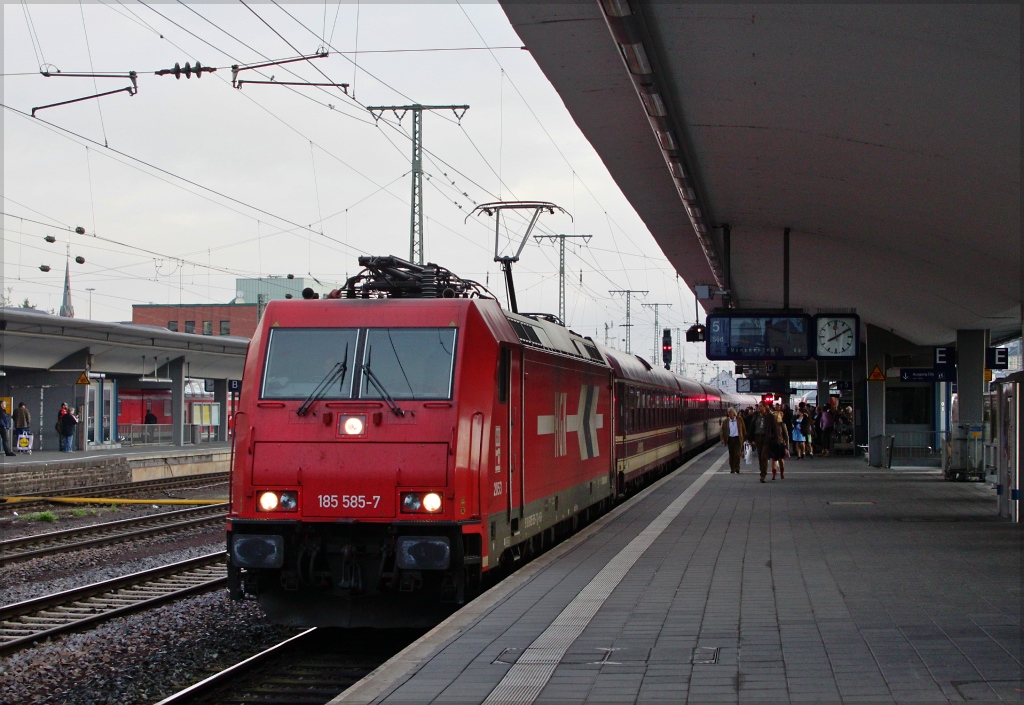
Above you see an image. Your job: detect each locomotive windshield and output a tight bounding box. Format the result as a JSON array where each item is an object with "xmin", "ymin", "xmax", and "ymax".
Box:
[
  {"xmin": 361, "ymin": 328, "xmax": 457, "ymax": 400},
  {"xmin": 261, "ymin": 328, "xmax": 359, "ymax": 399},
  {"xmin": 260, "ymin": 327, "xmax": 456, "ymax": 400}
]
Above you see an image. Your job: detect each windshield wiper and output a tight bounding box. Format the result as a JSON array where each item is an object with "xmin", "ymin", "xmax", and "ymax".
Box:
[
  {"xmin": 363, "ymin": 346, "xmax": 405, "ymax": 417},
  {"xmin": 297, "ymin": 343, "xmax": 349, "ymax": 416}
]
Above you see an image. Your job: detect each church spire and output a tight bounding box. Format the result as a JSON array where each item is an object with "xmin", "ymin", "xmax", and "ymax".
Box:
[{"xmin": 59, "ymin": 246, "xmax": 74, "ymax": 318}]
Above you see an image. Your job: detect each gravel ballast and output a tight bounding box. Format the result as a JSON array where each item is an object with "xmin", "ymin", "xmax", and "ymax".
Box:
[{"xmin": 0, "ymin": 590, "xmax": 299, "ymax": 705}]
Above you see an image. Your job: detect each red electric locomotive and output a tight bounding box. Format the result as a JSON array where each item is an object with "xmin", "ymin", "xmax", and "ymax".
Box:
[{"xmin": 227, "ymin": 256, "xmax": 729, "ymax": 627}]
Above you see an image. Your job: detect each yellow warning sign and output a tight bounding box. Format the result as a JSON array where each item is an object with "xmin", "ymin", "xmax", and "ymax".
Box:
[
  {"xmin": 868, "ymin": 365, "xmax": 886, "ymax": 382},
  {"xmin": 76, "ymin": 372, "xmax": 91, "ymax": 385},
  {"xmin": 985, "ymin": 369, "xmax": 993, "ymax": 382}
]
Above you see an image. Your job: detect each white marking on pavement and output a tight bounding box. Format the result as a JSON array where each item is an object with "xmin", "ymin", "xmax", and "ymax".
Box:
[{"xmin": 483, "ymin": 451, "xmax": 728, "ymax": 704}]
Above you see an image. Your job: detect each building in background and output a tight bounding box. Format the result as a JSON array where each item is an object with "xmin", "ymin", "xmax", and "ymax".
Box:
[
  {"xmin": 708, "ymin": 369, "xmax": 736, "ymax": 393},
  {"xmin": 234, "ymin": 276, "xmax": 331, "ymax": 306},
  {"xmin": 132, "ymin": 302, "xmax": 259, "ymax": 338},
  {"xmin": 131, "ymin": 276, "xmax": 336, "ymax": 339}
]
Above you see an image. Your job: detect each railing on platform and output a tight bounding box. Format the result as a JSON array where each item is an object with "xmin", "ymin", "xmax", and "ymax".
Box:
[
  {"xmin": 120, "ymin": 424, "xmax": 220, "ymax": 446},
  {"xmin": 121, "ymin": 424, "xmax": 174, "ymax": 446},
  {"xmin": 887, "ymin": 430, "xmax": 945, "ymax": 467}
]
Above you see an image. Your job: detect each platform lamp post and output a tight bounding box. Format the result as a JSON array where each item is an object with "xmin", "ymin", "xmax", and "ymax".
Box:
[{"xmin": 85, "ymin": 288, "xmax": 95, "ymax": 319}]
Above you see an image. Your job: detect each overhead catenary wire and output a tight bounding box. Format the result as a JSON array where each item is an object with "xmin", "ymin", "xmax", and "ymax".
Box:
[
  {"xmin": 11, "ymin": 4, "xmax": 678, "ymax": 331},
  {"xmin": 2, "ymin": 104, "xmax": 370, "ymax": 261},
  {"xmin": 454, "ymin": 0, "xmax": 650, "ymax": 286},
  {"xmin": 20, "ymin": 1, "xmax": 47, "ymax": 70},
  {"xmin": 78, "ymin": 0, "xmax": 110, "ymax": 146}
]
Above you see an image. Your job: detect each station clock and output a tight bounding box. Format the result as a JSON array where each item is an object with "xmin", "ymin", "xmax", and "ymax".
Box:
[{"xmin": 814, "ymin": 314, "xmax": 860, "ymax": 359}]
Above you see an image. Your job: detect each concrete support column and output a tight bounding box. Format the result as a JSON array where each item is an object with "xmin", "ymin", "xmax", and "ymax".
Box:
[
  {"xmin": 852, "ymin": 347, "xmax": 867, "ymax": 446},
  {"xmin": 956, "ymin": 330, "xmax": 988, "ymax": 424},
  {"xmin": 816, "ymin": 361, "xmax": 830, "ymax": 411},
  {"xmin": 213, "ymin": 379, "xmax": 228, "ymax": 442},
  {"xmin": 865, "ymin": 324, "xmax": 887, "ymax": 466},
  {"xmin": 169, "ymin": 357, "xmax": 186, "ymax": 446},
  {"xmin": 93, "ymin": 378, "xmax": 103, "ymax": 445}
]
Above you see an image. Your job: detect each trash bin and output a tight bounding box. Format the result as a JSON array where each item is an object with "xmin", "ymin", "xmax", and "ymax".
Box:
[{"xmin": 191, "ymin": 424, "xmax": 202, "ymax": 445}]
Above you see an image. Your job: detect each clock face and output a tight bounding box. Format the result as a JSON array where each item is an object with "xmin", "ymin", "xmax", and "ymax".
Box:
[{"xmin": 816, "ymin": 317, "xmax": 857, "ymax": 357}]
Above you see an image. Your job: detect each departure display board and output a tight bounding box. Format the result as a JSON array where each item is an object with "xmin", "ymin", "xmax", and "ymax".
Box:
[{"xmin": 705, "ymin": 314, "xmax": 812, "ymax": 361}]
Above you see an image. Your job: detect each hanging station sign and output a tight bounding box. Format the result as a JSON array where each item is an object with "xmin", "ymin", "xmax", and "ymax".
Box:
[{"xmin": 705, "ymin": 313, "xmax": 813, "ymax": 361}]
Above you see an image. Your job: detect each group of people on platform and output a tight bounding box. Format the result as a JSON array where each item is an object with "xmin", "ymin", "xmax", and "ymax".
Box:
[
  {"xmin": 720, "ymin": 398, "xmax": 853, "ymax": 482},
  {"xmin": 0, "ymin": 400, "xmax": 79, "ymax": 455}
]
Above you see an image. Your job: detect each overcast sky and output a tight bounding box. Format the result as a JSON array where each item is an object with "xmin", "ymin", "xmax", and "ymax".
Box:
[{"xmin": 3, "ymin": 1, "xmax": 725, "ymax": 378}]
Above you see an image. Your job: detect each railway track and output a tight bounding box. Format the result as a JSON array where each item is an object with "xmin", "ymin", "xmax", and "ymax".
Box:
[
  {"xmin": 154, "ymin": 628, "xmax": 420, "ymax": 705},
  {"xmin": 1, "ymin": 472, "xmax": 229, "ymax": 511},
  {"xmin": 0, "ymin": 552, "xmax": 226, "ymax": 655},
  {"xmin": 0, "ymin": 504, "xmax": 228, "ymax": 566}
]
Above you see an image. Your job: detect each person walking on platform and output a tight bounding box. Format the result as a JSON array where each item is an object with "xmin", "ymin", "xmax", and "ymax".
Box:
[
  {"xmin": 792, "ymin": 408, "xmax": 808, "ymax": 459},
  {"xmin": 770, "ymin": 408, "xmax": 787, "ymax": 480},
  {"xmin": 57, "ymin": 403, "xmax": 78, "ymax": 452},
  {"xmin": 720, "ymin": 408, "xmax": 747, "ymax": 473},
  {"xmin": 751, "ymin": 402, "xmax": 774, "ymax": 483},
  {"xmin": 0, "ymin": 401, "xmax": 15, "ymax": 456},
  {"xmin": 13, "ymin": 402, "xmax": 31, "ymax": 452},
  {"xmin": 819, "ymin": 405, "xmax": 834, "ymax": 457},
  {"xmin": 782, "ymin": 403, "xmax": 794, "ymax": 453}
]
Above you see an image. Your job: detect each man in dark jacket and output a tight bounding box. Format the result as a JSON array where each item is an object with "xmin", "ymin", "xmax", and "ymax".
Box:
[
  {"xmin": 0, "ymin": 401, "xmax": 15, "ymax": 456},
  {"xmin": 59, "ymin": 404, "xmax": 78, "ymax": 452},
  {"xmin": 750, "ymin": 402, "xmax": 776, "ymax": 483}
]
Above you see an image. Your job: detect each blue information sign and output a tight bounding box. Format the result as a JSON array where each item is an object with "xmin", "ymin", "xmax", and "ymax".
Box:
[
  {"xmin": 934, "ymin": 347, "xmax": 956, "ymax": 368},
  {"xmin": 228, "ymin": 379, "xmax": 242, "ymax": 392},
  {"xmin": 706, "ymin": 314, "xmax": 812, "ymax": 361},
  {"xmin": 986, "ymin": 347, "xmax": 1009, "ymax": 370},
  {"xmin": 899, "ymin": 368, "xmax": 952, "ymax": 383}
]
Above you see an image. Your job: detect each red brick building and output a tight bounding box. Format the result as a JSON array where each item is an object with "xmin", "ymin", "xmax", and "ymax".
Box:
[{"xmin": 132, "ymin": 303, "xmax": 259, "ymax": 339}]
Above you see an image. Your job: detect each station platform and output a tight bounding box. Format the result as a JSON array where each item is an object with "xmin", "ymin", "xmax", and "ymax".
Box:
[
  {"xmin": 0, "ymin": 442, "xmax": 231, "ymax": 497},
  {"xmin": 337, "ymin": 448, "xmax": 1021, "ymax": 704}
]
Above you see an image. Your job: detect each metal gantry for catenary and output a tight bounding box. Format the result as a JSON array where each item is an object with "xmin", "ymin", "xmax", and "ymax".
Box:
[
  {"xmin": 368, "ymin": 104, "xmax": 470, "ymax": 265},
  {"xmin": 533, "ymin": 233, "xmax": 592, "ymax": 324},
  {"xmin": 468, "ymin": 201, "xmax": 569, "ymax": 315},
  {"xmin": 609, "ymin": 289, "xmax": 648, "ymax": 354},
  {"xmin": 641, "ymin": 302, "xmax": 672, "ymax": 362}
]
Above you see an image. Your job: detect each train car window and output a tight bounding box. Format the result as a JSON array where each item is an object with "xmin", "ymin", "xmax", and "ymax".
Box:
[
  {"xmin": 361, "ymin": 328, "xmax": 457, "ymax": 400},
  {"xmin": 261, "ymin": 328, "xmax": 359, "ymax": 399},
  {"xmin": 498, "ymin": 348, "xmax": 510, "ymax": 404}
]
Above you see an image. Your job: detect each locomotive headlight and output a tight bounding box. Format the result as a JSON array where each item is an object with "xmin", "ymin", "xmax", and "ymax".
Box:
[
  {"xmin": 256, "ymin": 491, "xmax": 298, "ymax": 512},
  {"xmin": 341, "ymin": 415, "xmax": 366, "ymax": 436},
  {"xmin": 401, "ymin": 492, "xmax": 443, "ymax": 514},
  {"xmin": 422, "ymin": 492, "xmax": 443, "ymax": 513}
]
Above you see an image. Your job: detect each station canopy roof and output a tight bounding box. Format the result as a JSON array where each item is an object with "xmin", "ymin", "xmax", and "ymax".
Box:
[
  {"xmin": 500, "ymin": 3, "xmax": 1020, "ymax": 346},
  {"xmin": 0, "ymin": 308, "xmax": 248, "ymax": 380}
]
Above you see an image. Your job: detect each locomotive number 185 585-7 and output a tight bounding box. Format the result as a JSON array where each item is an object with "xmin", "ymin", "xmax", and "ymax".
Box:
[{"xmin": 317, "ymin": 494, "xmax": 381, "ymax": 509}]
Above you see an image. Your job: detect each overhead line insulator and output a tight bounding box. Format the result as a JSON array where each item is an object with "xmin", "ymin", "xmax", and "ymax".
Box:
[{"xmin": 155, "ymin": 62, "xmax": 216, "ymax": 79}]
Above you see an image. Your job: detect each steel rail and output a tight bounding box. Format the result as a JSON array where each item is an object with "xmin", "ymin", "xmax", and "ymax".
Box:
[
  {"xmin": 0, "ymin": 504, "xmax": 228, "ymax": 565},
  {"xmin": 0, "ymin": 552, "xmax": 226, "ymax": 655},
  {"xmin": 1, "ymin": 472, "xmax": 228, "ymax": 510},
  {"xmin": 153, "ymin": 627, "xmax": 403, "ymax": 705}
]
